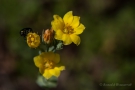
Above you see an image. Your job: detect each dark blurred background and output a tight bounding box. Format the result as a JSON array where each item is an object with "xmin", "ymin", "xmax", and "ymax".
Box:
[{"xmin": 0, "ymin": 0, "xmax": 135, "ymax": 90}]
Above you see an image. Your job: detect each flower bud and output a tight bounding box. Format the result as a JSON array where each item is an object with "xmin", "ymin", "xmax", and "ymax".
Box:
[{"xmin": 42, "ymin": 29, "xmax": 54, "ymax": 44}]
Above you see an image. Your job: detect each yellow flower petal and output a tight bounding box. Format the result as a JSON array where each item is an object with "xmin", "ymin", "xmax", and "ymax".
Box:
[
  {"xmin": 43, "ymin": 69, "xmax": 52, "ymax": 79},
  {"xmin": 49, "ymin": 66, "xmax": 65, "ymax": 77},
  {"xmin": 34, "ymin": 56, "xmax": 44, "ymax": 68},
  {"xmin": 51, "ymin": 21, "xmax": 57, "ymax": 31},
  {"xmin": 40, "ymin": 52, "xmax": 60, "ymax": 64},
  {"xmin": 54, "ymin": 29, "xmax": 63, "ymax": 40},
  {"xmin": 74, "ymin": 24, "xmax": 85, "ymax": 35},
  {"xmin": 49, "ymin": 69, "xmax": 55, "ymax": 76},
  {"xmin": 59, "ymin": 66, "xmax": 65, "ymax": 70},
  {"xmin": 40, "ymin": 52, "xmax": 49, "ymax": 60},
  {"xmin": 53, "ymin": 53, "xmax": 60, "ymax": 64},
  {"xmin": 39, "ymin": 66, "xmax": 44, "ymax": 74},
  {"xmin": 54, "ymin": 15, "xmax": 63, "ymax": 23},
  {"xmin": 43, "ymin": 67, "xmax": 63, "ymax": 79},
  {"xmin": 53, "ymin": 67, "xmax": 61, "ymax": 77},
  {"xmin": 49, "ymin": 68, "xmax": 60, "ymax": 77},
  {"xmin": 63, "ymin": 11, "xmax": 73, "ymax": 25},
  {"xmin": 51, "ymin": 15, "xmax": 64, "ymax": 31},
  {"xmin": 70, "ymin": 34, "xmax": 80, "ymax": 45},
  {"xmin": 70, "ymin": 16, "xmax": 80, "ymax": 28},
  {"xmin": 62, "ymin": 34, "xmax": 72, "ymax": 45},
  {"xmin": 48, "ymin": 52, "xmax": 60, "ymax": 64},
  {"xmin": 53, "ymin": 66, "xmax": 65, "ymax": 77}
]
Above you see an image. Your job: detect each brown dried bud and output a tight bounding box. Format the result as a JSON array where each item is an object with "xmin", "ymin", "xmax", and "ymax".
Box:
[{"xmin": 42, "ymin": 29, "xmax": 54, "ymax": 44}]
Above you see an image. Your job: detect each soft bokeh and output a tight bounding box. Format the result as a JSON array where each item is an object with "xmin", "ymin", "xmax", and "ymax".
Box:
[{"xmin": 0, "ymin": 0, "xmax": 135, "ymax": 90}]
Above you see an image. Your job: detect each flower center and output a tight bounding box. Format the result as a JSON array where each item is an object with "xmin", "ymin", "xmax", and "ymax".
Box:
[
  {"xmin": 28, "ymin": 35, "xmax": 35, "ymax": 42},
  {"xmin": 63, "ymin": 25, "xmax": 74, "ymax": 34},
  {"xmin": 31, "ymin": 37, "xmax": 35, "ymax": 42},
  {"xmin": 44, "ymin": 60, "xmax": 54, "ymax": 69}
]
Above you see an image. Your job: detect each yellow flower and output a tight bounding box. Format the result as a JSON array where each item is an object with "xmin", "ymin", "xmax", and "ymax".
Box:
[
  {"xmin": 51, "ymin": 11, "xmax": 85, "ymax": 45},
  {"xmin": 34, "ymin": 52, "xmax": 65, "ymax": 79},
  {"xmin": 27, "ymin": 32, "xmax": 40, "ymax": 48},
  {"xmin": 42, "ymin": 29, "xmax": 54, "ymax": 44}
]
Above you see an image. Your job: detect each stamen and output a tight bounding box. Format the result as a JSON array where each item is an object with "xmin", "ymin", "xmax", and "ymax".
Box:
[
  {"xmin": 63, "ymin": 25, "xmax": 74, "ymax": 34},
  {"xmin": 31, "ymin": 37, "xmax": 35, "ymax": 41},
  {"xmin": 44, "ymin": 60, "xmax": 54, "ymax": 69}
]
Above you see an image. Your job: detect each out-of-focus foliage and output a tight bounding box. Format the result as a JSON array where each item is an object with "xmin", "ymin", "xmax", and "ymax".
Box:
[{"xmin": 0, "ymin": 0, "xmax": 135, "ymax": 90}]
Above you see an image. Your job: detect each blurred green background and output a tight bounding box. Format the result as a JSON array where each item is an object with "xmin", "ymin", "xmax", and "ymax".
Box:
[{"xmin": 0, "ymin": 0, "xmax": 135, "ymax": 90}]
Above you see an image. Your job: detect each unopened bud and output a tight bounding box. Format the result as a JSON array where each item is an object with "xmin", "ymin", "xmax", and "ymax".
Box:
[{"xmin": 42, "ymin": 29, "xmax": 54, "ymax": 44}]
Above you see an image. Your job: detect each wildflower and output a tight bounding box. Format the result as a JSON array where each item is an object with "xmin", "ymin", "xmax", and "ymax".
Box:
[
  {"xmin": 42, "ymin": 29, "xmax": 54, "ymax": 44},
  {"xmin": 34, "ymin": 52, "xmax": 65, "ymax": 79},
  {"xmin": 27, "ymin": 32, "xmax": 40, "ymax": 48},
  {"xmin": 51, "ymin": 11, "xmax": 85, "ymax": 45}
]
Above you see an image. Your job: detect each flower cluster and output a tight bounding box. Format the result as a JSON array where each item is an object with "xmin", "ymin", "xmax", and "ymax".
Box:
[{"xmin": 23, "ymin": 11, "xmax": 85, "ymax": 80}]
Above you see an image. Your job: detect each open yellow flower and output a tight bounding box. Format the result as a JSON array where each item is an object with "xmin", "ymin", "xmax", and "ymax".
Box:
[
  {"xmin": 51, "ymin": 11, "xmax": 85, "ymax": 45},
  {"xmin": 34, "ymin": 52, "xmax": 65, "ymax": 79},
  {"xmin": 27, "ymin": 32, "xmax": 40, "ymax": 48}
]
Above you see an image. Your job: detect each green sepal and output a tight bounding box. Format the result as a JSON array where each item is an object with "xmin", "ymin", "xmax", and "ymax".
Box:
[{"xmin": 36, "ymin": 75, "xmax": 58, "ymax": 88}]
